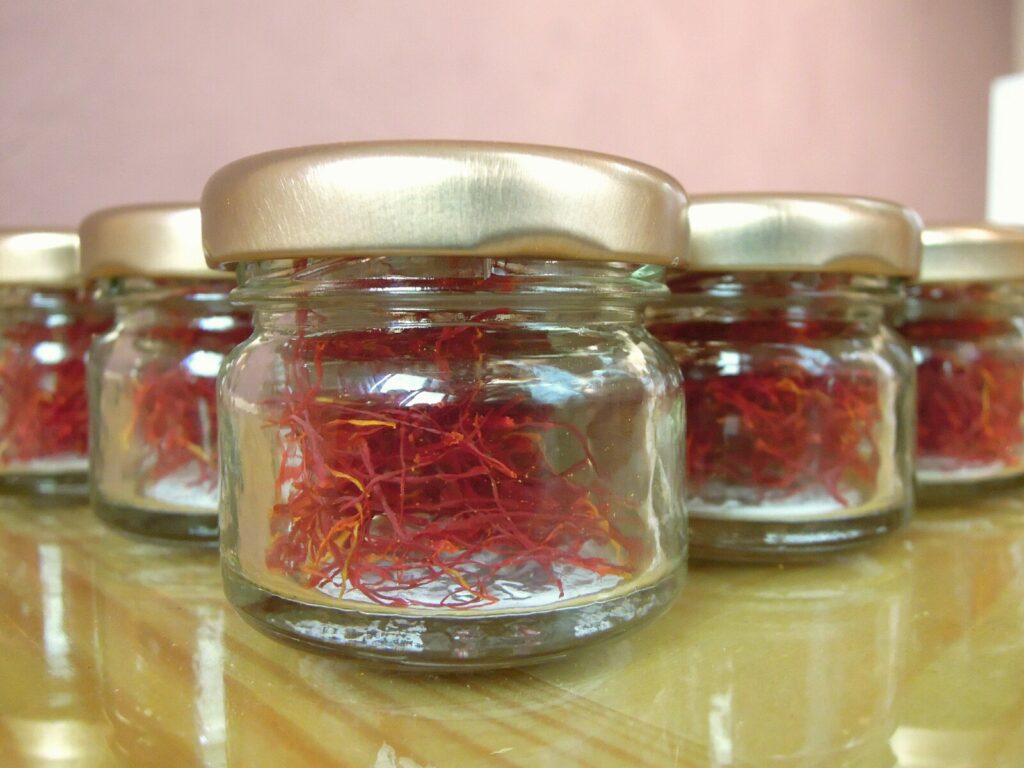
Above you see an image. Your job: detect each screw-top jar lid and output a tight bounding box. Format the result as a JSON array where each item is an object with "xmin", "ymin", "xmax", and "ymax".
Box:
[
  {"xmin": 79, "ymin": 204, "xmax": 228, "ymax": 280},
  {"xmin": 0, "ymin": 229, "xmax": 80, "ymax": 286},
  {"xmin": 200, "ymin": 141, "xmax": 689, "ymax": 268},
  {"xmin": 915, "ymin": 224, "xmax": 1024, "ymax": 283},
  {"xmin": 686, "ymin": 194, "xmax": 922, "ymax": 276}
]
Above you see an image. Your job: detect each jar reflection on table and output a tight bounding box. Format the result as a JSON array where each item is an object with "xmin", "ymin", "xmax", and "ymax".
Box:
[
  {"xmin": 0, "ymin": 506, "xmax": 111, "ymax": 766},
  {"xmin": 678, "ymin": 558, "xmax": 908, "ymax": 764},
  {"xmin": 91, "ymin": 537, "xmax": 227, "ymax": 766},
  {"xmin": 891, "ymin": 498, "xmax": 1024, "ymax": 767},
  {"xmin": 225, "ymin": 632, "xmax": 666, "ymax": 768},
  {"xmin": 533, "ymin": 546, "xmax": 910, "ymax": 767}
]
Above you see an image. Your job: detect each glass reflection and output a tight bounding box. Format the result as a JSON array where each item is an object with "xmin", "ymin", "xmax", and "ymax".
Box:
[
  {"xmin": 5, "ymin": 485, "xmax": 1024, "ymax": 766},
  {"xmin": 225, "ymin": 622, "xmax": 648, "ymax": 767},
  {"xmin": 92, "ymin": 536, "xmax": 226, "ymax": 766},
  {"xmin": 892, "ymin": 494, "xmax": 1024, "ymax": 768},
  {"xmin": 533, "ymin": 545, "xmax": 910, "ymax": 767},
  {"xmin": 0, "ymin": 504, "xmax": 112, "ymax": 765}
]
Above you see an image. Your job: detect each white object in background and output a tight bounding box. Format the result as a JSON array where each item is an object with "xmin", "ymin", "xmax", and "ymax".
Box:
[{"xmin": 988, "ymin": 72, "xmax": 1024, "ymax": 225}]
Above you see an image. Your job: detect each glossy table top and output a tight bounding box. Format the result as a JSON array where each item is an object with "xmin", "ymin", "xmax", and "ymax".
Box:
[{"xmin": 2, "ymin": 494, "xmax": 1024, "ymax": 768}]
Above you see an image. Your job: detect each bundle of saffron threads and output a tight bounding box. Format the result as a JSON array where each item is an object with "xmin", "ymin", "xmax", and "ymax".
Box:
[
  {"xmin": 126, "ymin": 317, "xmax": 251, "ymax": 490},
  {"xmin": 0, "ymin": 314, "xmax": 109, "ymax": 466},
  {"xmin": 649, "ymin": 319, "xmax": 882, "ymax": 505},
  {"xmin": 900, "ymin": 318, "xmax": 1024, "ymax": 468},
  {"xmin": 265, "ymin": 314, "xmax": 640, "ymax": 609}
]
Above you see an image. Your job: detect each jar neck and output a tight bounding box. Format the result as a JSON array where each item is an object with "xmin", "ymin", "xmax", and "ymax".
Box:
[
  {"xmin": 255, "ymin": 302, "xmax": 643, "ymax": 335},
  {"xmin": 650, "ymin": 271, "xmax": 898, "ymax": 327},
  {"xmin": 96, "ymin": 277, "xmax": 236, "ymax": 321},
  {"xmin": 235, "ymin": 255, "xmax": 664, "ymax": 330},
  {"xmin": 0, "ymin": 285, "xmax": 108, "ymax": 332}
]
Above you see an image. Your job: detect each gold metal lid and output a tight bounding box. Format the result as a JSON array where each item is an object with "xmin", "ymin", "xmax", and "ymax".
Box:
[
  {"xmin": 79, "ymin": 204, "xmax": 226, "ymax": 280},
  {"xmin": 915, "ymin": 224, "xmax": 1024, "ymax": 283},
  {"xmin": 0, "ymin": 229, "xmax": 80, "ymax": 286},
  {"xmin": 201, "ymin": 141, "xmax": 688, "ymax": 267},
  {"xmin": 686, "ymin": 194, "xmax": 922, "ymax": 276}
]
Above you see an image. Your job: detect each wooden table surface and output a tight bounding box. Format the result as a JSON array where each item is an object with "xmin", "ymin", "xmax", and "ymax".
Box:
[{"xmin": 1, "ymin": 493, "xmax": 1023, "ymax": 768}]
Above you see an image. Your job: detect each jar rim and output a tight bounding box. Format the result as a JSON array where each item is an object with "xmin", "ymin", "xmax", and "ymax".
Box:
[{"xmin": 200, "ymin": 141, "xmax": 689, "ymax": 269}]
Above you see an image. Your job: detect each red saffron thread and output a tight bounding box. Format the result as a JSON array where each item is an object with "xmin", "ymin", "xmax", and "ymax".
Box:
[
  {"xmin": 900, "ymin": 318, "xmax": 1024, "ymax": 468},
  {"xmin": 127, "ymin": 314, "xmax": 251, "ymax": 490},
  {"xmin": 265, "ymin": 311, "xmax": 639, "ymax": 609},
  {"xmin": 649, "ymin": 319, "xmax": 882, "ymax": 505},
  {"xmin": 0, "ymin": 311, "xmax": 109, "ymax": 466}
]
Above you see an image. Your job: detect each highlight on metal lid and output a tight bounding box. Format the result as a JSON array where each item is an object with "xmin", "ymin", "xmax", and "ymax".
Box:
[
  {"xmin": 686, "ymin": 193, "xmax": 923, "ymax": 276},
  {"xmin": 915, "ymin": 224, "xmax": 1024, "ymax": 283},
  {"xmin": 200, "ymin": 140, "xmax": 689, "ymax": 268},
  {"xmin": 0, "ymin": 229, "xmax": 80, "ymax": 286},
  {"xmin": 79, "ymin": 203, "xmax": 227, "ymax": 280}
]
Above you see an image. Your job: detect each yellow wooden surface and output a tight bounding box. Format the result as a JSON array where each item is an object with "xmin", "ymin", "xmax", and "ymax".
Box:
[{"xmin": 1, "ymin": 494, "xmax": 1024, "ymax": 768}]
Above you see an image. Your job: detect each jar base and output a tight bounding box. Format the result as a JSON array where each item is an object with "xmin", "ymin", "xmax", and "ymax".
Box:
[
  {"xmin": 93, "ymin": 498, "xmax": 218, "ymax": 543},
  {"xmin": 0, "ymin": 471, "xmax": 88, "ymax": 503},
  {"xmin": 688, "ymin": 504, "xmax": 909, "ymax": 563},
  {"xmin": 223, "ymin": 565, "xmax": 682, "ymax": 671}
]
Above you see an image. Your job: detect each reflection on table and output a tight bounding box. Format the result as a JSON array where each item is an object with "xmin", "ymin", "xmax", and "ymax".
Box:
[
  {"xmin": 1, "ymin": 492, "xmax": 1023, "ymax": 767},
  {"xmin": 0, "ymin": 503, "xmax": 109, "ymax": 766}
]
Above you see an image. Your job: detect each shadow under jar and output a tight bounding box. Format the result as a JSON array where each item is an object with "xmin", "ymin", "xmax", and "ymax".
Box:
[
  {"xmin": 0, "ymin": 230, "xmax": 111, "ymax": 500},
  {"xmin": 648, "ymin": 194, "xmax": 921, "ymax": 561},
  {"xmin": 82, "ymin": 205, "xmax": 251, "ymax": 541},
  {"xmin": 897, "ymin": 225, "xmax": 1024, "ymax": 503},
  {"xmin": 203, "ymin": 141, "xmax": 689, "ymax": 669}
]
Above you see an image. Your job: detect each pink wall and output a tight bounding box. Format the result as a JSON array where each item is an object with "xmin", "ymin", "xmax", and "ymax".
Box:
[{"xmin": 0, "ymin": 1, "xmax": 1013, "ymax": 226}]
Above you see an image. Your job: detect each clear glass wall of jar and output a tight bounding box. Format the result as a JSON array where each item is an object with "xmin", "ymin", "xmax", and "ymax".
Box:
[
  {"xmin": 648, "ymin": 195, "xmax": 922, "ymax": 561},
  {"xmin": 203, "ymin": 142, "xmax": 690, "ymax": 668},
  {"xmin": 0, "ymin": 230, "xmax": 111, "ymax": 500},
  {"xmin": 896, "ymin": 226, "xmax": 1024, "ymax": 502},
  {"xmin": 81, "ymin": 205, "xmax": 251, "ymax": 541},
  {"xmin": 89, "ymin": 279, "xmax": 250, "ymax": 539}
]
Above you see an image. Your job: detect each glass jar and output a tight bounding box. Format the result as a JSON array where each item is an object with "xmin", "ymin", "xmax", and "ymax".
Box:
[
  {"xmin": 648, "ymin": 195, "xmax": 921, "ymax": 561},
  {"xmin": 204, "ymin": 141, "xmax": 689, "ymax": 668},
  {"xmin": 82, "ymin": 205, "xmax": 251, "ymax": 541},
  {"xmin": 896, "ymin": 225, "xmax": 1024, "ymax": 501},
  {"xmin": 0, "ymin": 230, "xmax": 111, "ymax": 499}
]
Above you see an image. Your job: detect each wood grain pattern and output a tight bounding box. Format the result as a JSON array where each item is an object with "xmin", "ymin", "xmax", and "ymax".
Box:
[{"xmin": 1, "ymin": 493, "xmax": 1023, "ymax": 767}]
